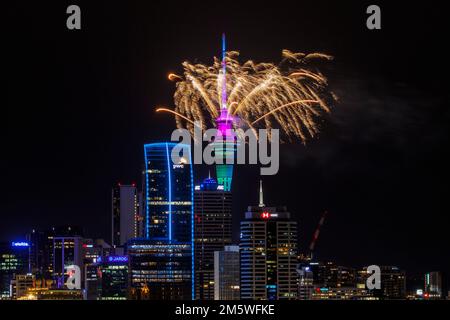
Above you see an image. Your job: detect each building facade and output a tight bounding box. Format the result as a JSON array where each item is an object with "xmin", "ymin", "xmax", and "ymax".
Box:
[
  {"xmin": 112, "ymin": 183, "xmax": 139, "ymax": 247},
  {"xmin": 97, "ymin": 255, "xmax": 128, "ymax": 300},
  {"xmin": 0, "ymin": 241, "xmax": 30, "ymax": 299},
  {"xmin": 27, "ymin": 226, "xmax": 84, "ymax": 281},
  {"xmin": 52, "ymin": 236, "xmax": 83, "ymax": 288},
  {"xmin": 10, "ymin": 274, "xmax": 35, "ymax": 300},
  {"xmin": 424, "ymin": 271, "xmax": 443, "ymax": 299},
  {"xmin": 194, "ymin": 176, "xmax": 232, "ymax": 300},
  {"xmin": 297, "ymin": 264, "xmax": 314, "ymax": 300},
  {"xmin": 128, "ymin": 142, "xmax": 194, "ymax": 300},
  {"xmin": 214, "ymin": 245, "xmax": 240, "ymax": 300},
  {"xmin": 378, "ymin": 266, "xmax": 406, "ymax": 299},
  {"xmin": 240, "ymin": 201, "xmax": 298, "ymax": 300}
]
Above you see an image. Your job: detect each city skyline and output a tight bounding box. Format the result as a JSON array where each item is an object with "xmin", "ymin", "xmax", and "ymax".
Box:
[
  {"xmin": 1, "ymin": 162, "xmax": 447, "ymax": 300},
  {"xmin": 4, "ymin": 0, "xmax": 450, "ymax": 282}
]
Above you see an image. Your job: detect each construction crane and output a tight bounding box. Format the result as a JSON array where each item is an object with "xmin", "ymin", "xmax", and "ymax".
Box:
[{"xmin": 308, "ymin": 210, "xmax": 328, "ymax": 261}]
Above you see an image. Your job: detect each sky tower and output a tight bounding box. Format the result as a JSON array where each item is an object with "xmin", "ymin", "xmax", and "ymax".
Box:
[{"xmin": 214, "ymin": 33, "xmax": 236, "ymax": 192}]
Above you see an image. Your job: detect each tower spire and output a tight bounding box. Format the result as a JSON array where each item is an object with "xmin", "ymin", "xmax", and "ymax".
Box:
[
  {"xmin": 214, "ymin": 33, "xmax": 235, "ymax": 192},
  {"xmin": 259, "ymin": 180, "xmax": 265, "ymax": 208},
  {"xmin": 221, "ymin": 33, "xmax": 227, "ymax": 110}
]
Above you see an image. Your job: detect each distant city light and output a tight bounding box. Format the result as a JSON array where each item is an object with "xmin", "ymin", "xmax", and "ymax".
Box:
[
  {"xmin": 11, "ymin": 241, "xmax": 29, "ymax": 247},
  {"xmin": 108, "ymin": 256, "xmax": 128, "ymax": 263},
  {"xmin": 261, "ymin": 212, "xmax": 270, "ymax": 219}
]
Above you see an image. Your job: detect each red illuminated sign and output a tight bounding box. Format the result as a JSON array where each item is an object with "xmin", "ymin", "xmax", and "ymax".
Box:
[{"xmin": 261, "ymin": 212, "xmax": 270, "ymax": 219}]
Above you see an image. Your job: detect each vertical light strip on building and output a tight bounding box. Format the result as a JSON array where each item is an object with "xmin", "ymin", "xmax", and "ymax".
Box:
[
  {"xmin": 144, "ymin": 145, "xmax": 150, "ymax": 238},
  {"xmin": 189, "ymin": 144, "xmax": 195, "ymax": 300},
  {"xmin": 165, "ymin": 143, "xmax": 172, "ymax": 242}
]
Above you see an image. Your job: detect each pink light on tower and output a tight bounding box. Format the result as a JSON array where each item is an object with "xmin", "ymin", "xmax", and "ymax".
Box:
[{"xmin": 217, "ymin": 33, "xmax": 233, "ymax": 136}]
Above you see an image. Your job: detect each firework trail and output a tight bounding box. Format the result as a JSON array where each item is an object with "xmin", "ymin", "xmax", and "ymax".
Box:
[{"xmin": 157, "ymin": 48, "xmax": 335, "ymax": 142}]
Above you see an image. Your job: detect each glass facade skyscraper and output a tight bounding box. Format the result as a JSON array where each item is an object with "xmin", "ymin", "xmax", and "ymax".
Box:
[
  {"xmin": 52, "ymin": 236, "xmax": 83, "ymax": 288},
  {"xmin": 214, "ymin": 245, "xmax": 240, "ymax": 300},
  {"xmin": 128, "ymin": 142, "xmax": 194, "ymax": 300},
  {"xmin": 143, "ymin": 143, "xmax": 193, "ymax": 242},
  {"xmin": 240, "ymin": 206, "xmax": 298, "ymax": 300},
  {"xmin": 194, "ymin": 176, "xmax": 232, "ymax": 300},
  {"xmin": 112, "ymin": 183, "xmax": 138, "ymax": 247}
]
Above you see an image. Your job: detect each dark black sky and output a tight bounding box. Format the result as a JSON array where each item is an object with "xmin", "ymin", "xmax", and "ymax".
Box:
[{"xmin": 4, "ymin": 1, "xmax": 450, "ymax": 275}]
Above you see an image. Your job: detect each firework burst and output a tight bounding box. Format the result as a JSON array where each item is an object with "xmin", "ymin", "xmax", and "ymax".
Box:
[{"xmin": 157, "ymin": 48, "xmax": 336, "ymax": 142}]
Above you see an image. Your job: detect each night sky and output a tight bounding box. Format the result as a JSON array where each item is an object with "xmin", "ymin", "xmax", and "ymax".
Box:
[{"xmin": 4, "ymin": 1, "xmax": 450, "ymax": 276}]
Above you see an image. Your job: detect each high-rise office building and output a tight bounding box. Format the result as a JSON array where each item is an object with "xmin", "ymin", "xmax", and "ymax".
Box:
[
  {"xmin": 424, "ymin": 271, "xmax": 443, "ymax": 299},
  {"xmin": 214, "ymin": 245, "xmax": 240, "ymax": 300},
  {"xmin": 97, "ymin": 255, "xmax": 128, "ymax": 300},
  {"xmin": 84, "ymin": 263, "xmax": 99, "ymax": 300},
  {"xmin": 0, "ymin": 241, "xmax": 30, "ymax": 299},
  {"xmin": 128, "ymin": 239, "xmax": 193, "ymax": 300},
  {"xmin": 82, "ymin": 239, "xmax": 114, "ymax": 300},
  {"xmin": 52, "ymin": 236, "xmax": 83, "ymax": 288},
  {"xmin": 240, "ymin": 182, "xmax": 298, "ymax": 300},
  {"xmin": 194, "ymin": 175, "xmax": 232, "ymax": 300},
  {"xmin": 379, "ymin": 266, "xmax": 406, "ymax": 299},
  {"xmin": 112, "ymin": 183, "xmax": 138, "ymax": 247},
  {"xmin": 128, "ymin": 142, "xmax": 194, "ymax": 300},
  {"xmin": 27, "ymin": 226, "xmax": 84, "ymax": 281},
  {"xmin": 136, "ymin": 191, "xmax": 145, "ymax": 238},
  {"xmin": 26, "ymin": 230, "xmax": 47, "ymax": 277}
]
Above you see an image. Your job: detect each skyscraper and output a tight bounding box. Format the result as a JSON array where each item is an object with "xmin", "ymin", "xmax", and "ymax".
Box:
[
  {"xmin": 112, "ymin": 183, "xmax": 138, "ymax": 247},
  {"xmin": 26, "ymin": 230, "xmax": 47, "ymax": 277},
  {"xmin": 240, "ymin": 181, "xmax": 298, "ymax": 300},
  {"xmin": 52, "ymin": 236, "xmax": 83, "ymax": 288},
  {"xmin": 194, "ymin": 175, "xmax": 232, "ymax": 300},
  {"xmin": 0, "ymin": 242, "xmax": 30, "ymax": 299},
  {"xmin": 379, "ymin": 266, "xmax": 406, "ymax": 300},
  {"xmin": 27, "ymin": 226, "xmax": 84, "ymax": 282},
  {"xmin": 214, "ymin": 245, "xmax": 240, "ymax": 300},
  {"xmin": 128, "ymin": 142, "xmax": 194, "ymax": 300},
  {"xmin": 82, "ymin": 239, "xmax": 114, "ymax": 300},
  {"xmin": 424, "ymin": 271, "xmax": 443, "ymax": 299}
]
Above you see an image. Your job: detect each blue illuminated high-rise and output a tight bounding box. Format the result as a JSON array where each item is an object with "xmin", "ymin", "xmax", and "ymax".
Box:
[
  {"xmin": 143, "ymin": 143, "xmax": 193, "ymax": 242},
  {"xmin": 128, "ymin": 142, "xmax": 194, "ymax": 300}
]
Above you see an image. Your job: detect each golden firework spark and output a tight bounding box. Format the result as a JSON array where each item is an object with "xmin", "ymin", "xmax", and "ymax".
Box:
[
  {"xmin": 156, "ymin": 107, "xmax": 197, "ymax": 126},
  {"xmin": 159, "ymin": 49, "xmax": 336, "ymax": 142}
]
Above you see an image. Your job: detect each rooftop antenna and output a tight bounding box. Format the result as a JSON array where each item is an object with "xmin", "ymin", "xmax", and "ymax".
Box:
[{"xmin": 259, "ymin": 180, "xmax": 265, "ymax": 207}]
